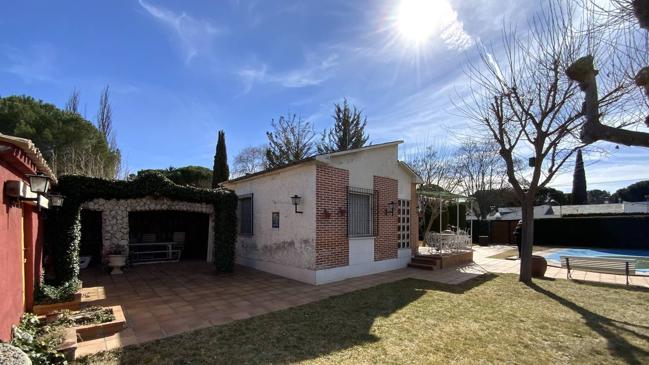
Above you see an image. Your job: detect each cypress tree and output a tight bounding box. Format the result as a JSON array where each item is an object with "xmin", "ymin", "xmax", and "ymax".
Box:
[
  {"xmin": 212, "ymin": 130, "xmax": 229, "ymax": 187},
  {"xmin": 571, "ymin": 149, "xmax": 587, "ymax": 204}
]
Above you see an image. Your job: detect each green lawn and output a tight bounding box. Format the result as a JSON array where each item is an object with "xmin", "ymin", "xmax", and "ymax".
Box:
[{"xmin": 75, "ymin": 274, "xmax": 649, "ymax": 365}]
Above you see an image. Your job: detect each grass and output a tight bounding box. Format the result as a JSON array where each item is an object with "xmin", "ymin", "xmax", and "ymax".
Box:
[{"xmin": 74, "ymin": 274, "xmax": 649, "ymax": 365}]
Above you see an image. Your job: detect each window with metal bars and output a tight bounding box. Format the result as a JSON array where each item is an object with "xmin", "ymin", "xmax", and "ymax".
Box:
[{"xmin": 347, "ymin": 186, "xmax": 378, "ymax": 237}]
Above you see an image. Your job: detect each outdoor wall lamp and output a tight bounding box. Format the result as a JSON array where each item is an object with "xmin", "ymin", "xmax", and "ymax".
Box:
[
  {"xmin": 385, "ymin": 201, "xmax": 396, "ymax": 216},
  {"xmin": 27, "ymin": 173, "xmax": 51, "ymax": 194},
  {"xmin": 291, "ymin": 195, "xmax": 303, "ymax": 214},
  {"xmin": 49, "ymin": 194, "xmax": 65, "ymax": 207},
  {"xmin": 25, "ymin": 173, "xmax": 52, "ymax": 211}
]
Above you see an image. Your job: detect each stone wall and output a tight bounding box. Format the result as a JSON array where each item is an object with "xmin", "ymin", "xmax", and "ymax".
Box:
[{"xmin": 81, "ymin": 197, "xmax": 215, "ymax": 261}]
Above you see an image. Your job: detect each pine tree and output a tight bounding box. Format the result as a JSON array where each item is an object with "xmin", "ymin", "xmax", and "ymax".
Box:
[
  {"xmin": 212, "ymin": 130, "xmax": 229, "ymax": 187},
  {"xmin": 571, "ymin": 149, "xmax": 587, "ymax": 204},
  {"xmin": 317, "ymin": 99, "xmax": 369, "ymax": 153}
]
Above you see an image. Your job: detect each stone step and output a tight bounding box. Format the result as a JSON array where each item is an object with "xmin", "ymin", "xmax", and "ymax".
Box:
[
  {"xmin": 408, "ymin": 262, "xmax": 436, "ymax": 270},
  {"xmin": 412, "ymin": 255, "xmax": 442, "ymax": 264}
]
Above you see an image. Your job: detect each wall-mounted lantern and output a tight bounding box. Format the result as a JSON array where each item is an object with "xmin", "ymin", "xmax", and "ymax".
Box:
[
  {"xmin": 50, "ymin": 194, "xmax": 65, "ymax": 208},
  {"xmin": 27, "ymin": 174, "xmax": 51, "ymax": 194},
  {"xmin": 26, "ymin": 173, "xmax": 52, "ymax": 210},
  {"xmin": 385, "ymin": 201, "xmax": 396, "ymax": 216},
  {"xmin": 291, "ymin": 195, "xmax": 303, "ymax": 214}
]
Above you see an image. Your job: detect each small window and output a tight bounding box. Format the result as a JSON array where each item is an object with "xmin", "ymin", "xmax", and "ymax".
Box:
[
  {"xmin": 239, "ymin": 195, "xmax": 253, "ymax": 235},
  {"xmin": 347, "ymin": 187, "xmax": 377, "ymax": 238},
  {"xmin": 272, "ymin": 212, "xmax": 280, "ymax": 228}
]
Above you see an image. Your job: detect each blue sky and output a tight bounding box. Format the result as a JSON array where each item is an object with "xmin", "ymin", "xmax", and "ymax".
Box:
[{"xmin": 1, "ymin": 0, "xmax": 647, "ymax": 193}]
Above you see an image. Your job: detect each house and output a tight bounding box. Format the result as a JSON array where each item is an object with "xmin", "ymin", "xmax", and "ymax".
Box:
[
  {"xmin": 224, "ymin": 141, "xmax": 422, "ymax": 285},
  {"xmin": 0, "ymin": 133, "xmax": 56, "ymax": 341},
  {"xmin": 471, "ymin": 202, "xmax": 649, "ymax": 248}
]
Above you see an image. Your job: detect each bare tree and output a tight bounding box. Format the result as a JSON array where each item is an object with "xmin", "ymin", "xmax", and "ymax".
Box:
[
  {"xmin": 64, "ymin": 88, "xmax": 80, "ymax": 114},
  {"xmin": 567, "ymin": 0, "xmax": 649, "ymax": 147},
  {"xmin": 459, "ymin": 1, "xmax": 627, "ymax": 283},
  {"xmin": 404, "ymin": 143, "xmax": 458, "ymax": 192},
  {"xmin": 97, "ymin": 85, "xmax": 116, "ymax": 150},
  {"xmin": 454, "ymin": 139, "xmax": 510, "ymax": 219},
  {"xmin": 404, "ymin": 143, "xmax": 459, "ymax": 238},
  {"xmin": 265, "ymin": 113, "xmax": 315, "ymax": 167},
  {"xmin": 96, "ymin": 85, "xmax": 121, "ymax": 178},
  {"xmin": 233, "ymin": 145, "xmax": 268, "ymax": 177}
]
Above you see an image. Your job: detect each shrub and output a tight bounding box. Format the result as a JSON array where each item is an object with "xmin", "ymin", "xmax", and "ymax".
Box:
[
  {"xmin": 11, "ymin": 313, "xmax": 67, "ymax": 365},
  {"xmin": 51, "ymin": 306, "xmax": 115, "ymax": 327},
  {"xmin": 34, "ymin": 277, "xmax": 81, "ymax": 305}
]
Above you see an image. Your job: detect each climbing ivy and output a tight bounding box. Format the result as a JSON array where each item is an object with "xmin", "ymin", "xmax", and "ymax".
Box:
[{"xmin": 46, "ymin": 172, "xmax": 237, "ymax": 289}]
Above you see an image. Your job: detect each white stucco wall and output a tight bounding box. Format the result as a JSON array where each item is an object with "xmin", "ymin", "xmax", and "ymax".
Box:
[
  {"xmin": 319, "ymin": 144, "xmax": 413, "ymax": 200},
  {"xmin": 227, "ymin": 164, "xmax": 317, "ymax": 273},
  {"xmin": 225, "ymin": 143, "xmax": 420, "ymax": 285}
]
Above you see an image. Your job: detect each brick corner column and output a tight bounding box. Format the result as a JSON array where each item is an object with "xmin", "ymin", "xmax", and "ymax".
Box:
[
  {"xmin": 315, "ymin": 165, "xmax": 349, "ymax": 270},
  {"xmin": 373, "ymin": 176, "xmax": 398, "ymax": 261}
]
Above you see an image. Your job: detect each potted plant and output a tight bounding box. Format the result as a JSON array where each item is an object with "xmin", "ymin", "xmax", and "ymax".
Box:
[{"xmin": 105, "ymin": 243, "xmax": 127, "ymax": 275}]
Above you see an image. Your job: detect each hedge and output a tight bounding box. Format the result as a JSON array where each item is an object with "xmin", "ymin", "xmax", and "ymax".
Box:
[{"xmin": 46, "ymin": 172, "xmax": 238, "ymax": 288}]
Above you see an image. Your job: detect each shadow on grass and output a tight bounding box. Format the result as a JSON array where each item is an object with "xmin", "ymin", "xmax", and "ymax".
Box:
[
  {"xmin": 76, "ymin": 274, "xmax": 497, "ymax": 365},
  {"xmin": 528, "ymin": 281, "xmax": 649, "ymax": 365}
]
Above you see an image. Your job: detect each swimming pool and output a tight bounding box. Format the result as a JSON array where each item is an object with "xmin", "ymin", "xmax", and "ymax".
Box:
[{"xmin": 543, "ymin": 248, "xmax": 649, "ymax": 274}]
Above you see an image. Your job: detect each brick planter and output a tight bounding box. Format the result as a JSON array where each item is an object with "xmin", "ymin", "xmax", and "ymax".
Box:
[
  {"xmin": 32, "ymin": 292, "xmax": 82, "ymax": 315},
  {"xmin": 56, "ymin": 328, "xmax": 78, "ymax": 361},
  {"xmin": 75, "ymin": 305, "xmax": 126, "ymax": 341}
]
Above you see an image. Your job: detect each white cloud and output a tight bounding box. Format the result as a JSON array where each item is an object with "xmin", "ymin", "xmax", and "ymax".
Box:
[
  {"xmin": 238, "ymin": 53, "xmax": 338, "ymax": 92},
  {"xmin": 1, "ymin": 44, "xmax": 56, "ymax": 83},
  {"xmin": 138, "ymin": 0, "xmax": 222, "ymax": 64}
]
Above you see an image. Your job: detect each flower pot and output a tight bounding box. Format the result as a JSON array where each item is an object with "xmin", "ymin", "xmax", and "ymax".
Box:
[
  {"xmin": 531, "ymin": 255, "xmax": 548, "ymax": 278},
  {"xmin": 108, "ymin": 255, "xmax": 126, "ymax": 275}
]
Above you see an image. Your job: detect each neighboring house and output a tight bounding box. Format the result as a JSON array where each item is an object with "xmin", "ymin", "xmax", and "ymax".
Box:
[
  {"xmin": 224, "ymin": 141, "xmax": 422, "ymax": 285},
  {"xmin": 0, "ymin": 133, "xmax": 55, "ymax": 341},
  {"xmin": 471, "ymin": 203, "xmax": 649, "ymax": 247}
]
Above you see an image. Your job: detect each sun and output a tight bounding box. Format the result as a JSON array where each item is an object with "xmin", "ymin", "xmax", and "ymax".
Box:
[{"xmin": 396, "ymin": 0, "xmax": 438, "ymax": 45}]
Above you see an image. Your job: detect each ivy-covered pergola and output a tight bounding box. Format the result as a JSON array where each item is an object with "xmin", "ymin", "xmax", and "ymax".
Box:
[{"xmin": 44, "ymin": 172, "xmax": 237, "ymax": 295}]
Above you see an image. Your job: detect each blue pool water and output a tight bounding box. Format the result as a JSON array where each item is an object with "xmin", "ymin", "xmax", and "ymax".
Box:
[{"xmin": 544, "ymin": 248, "xmax": 649, "ymax": 274}]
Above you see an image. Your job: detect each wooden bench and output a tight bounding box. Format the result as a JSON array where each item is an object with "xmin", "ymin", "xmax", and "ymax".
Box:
[{"xmin": 560, "ymin": 256, "xmax": 637, "ymax": 285}]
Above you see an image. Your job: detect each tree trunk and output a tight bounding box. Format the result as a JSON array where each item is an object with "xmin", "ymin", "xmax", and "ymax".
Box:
[{"xmin": 519, "ymin": 197, "xmax": 534, "ymax": 284}]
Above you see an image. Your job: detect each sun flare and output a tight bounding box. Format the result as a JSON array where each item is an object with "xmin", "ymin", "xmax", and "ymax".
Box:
[{"xmin": 396, "ymin": 0, "xmax": 438, "ymax": 44}]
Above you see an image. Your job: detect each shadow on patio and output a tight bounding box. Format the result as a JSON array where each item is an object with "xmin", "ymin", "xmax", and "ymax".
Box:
[
  {"xmin": 74, "ymin": 271, "xmax": 496, "ymax": 364},
  {"xmin": 74, "ymin": 261, "xmax": 494, "ymax": 361}
]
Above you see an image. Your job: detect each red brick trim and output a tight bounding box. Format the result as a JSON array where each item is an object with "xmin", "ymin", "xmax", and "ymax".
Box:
[
  {"xmin": 315, "ymin": 165, "xmax": 349, "ymax": 269},
  {"xmin": 373, "ymin": 176, "xmax": 398, "ymax": 261}
]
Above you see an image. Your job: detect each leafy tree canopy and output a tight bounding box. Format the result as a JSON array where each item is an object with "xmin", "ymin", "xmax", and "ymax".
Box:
[
  {"xmin": 534, "ymin": 187, "xmax": 570, "ymax": 206},
  {"xmin": 587, "ymin": 189, "xmax": 611, "ymax": 204},
  {"xmin": 612, "ymin": 180, "xmax": 649, "ymax": 202},
  {"xmin": 0, "ymin": 95, "xmax": 119, "ymax": 178},
  {"xmin": 135, "ymin": 166, "xmax": 213, "ymax": 188}
]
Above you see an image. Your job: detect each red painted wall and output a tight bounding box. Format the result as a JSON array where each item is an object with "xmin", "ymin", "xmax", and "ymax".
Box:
[{"xmin": 0, "ymin": 151, "xmax": 41, "ymax": 341}]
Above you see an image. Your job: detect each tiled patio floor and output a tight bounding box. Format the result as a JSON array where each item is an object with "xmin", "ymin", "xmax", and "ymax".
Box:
[
  {"xmin": 76, "ymin": 260, "xmax": 485, "ymax": 356},
  {"xmin": 75, "ymin": 246, "xmax": 649, "ymax": 357}
]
